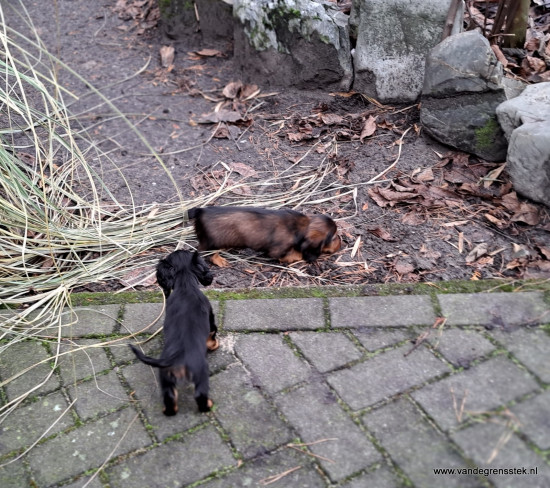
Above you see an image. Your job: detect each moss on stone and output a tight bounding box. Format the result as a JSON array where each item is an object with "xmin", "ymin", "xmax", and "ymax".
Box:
[{"xmin": 475, "ymin": 117, "xmax": 501, "ymax": 150}]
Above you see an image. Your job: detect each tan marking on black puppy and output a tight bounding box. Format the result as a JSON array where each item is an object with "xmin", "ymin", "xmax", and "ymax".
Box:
[{"xmin": 188, "ymin": 206, "xmax": 341, "ymax": 264}]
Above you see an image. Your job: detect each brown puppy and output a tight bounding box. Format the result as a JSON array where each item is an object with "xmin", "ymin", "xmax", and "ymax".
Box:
[{"xmin": 187, "ymin": 206, "xmax": 341, "ymax": 265}]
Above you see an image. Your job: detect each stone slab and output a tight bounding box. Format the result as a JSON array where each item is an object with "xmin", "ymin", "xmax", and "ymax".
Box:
[
  {"xmin": 235, "ymin": 334, "xmax": 311, "ymax": 393},
  {"xmin": 56, "ymin": 339, "xmax": 112, "ymax": 384},
  {"xmin": 412, "ymin": 355, "xmax": 539, "ymax": 431},
  {"xmin": 44, "ymin": 305, "xmax": 121, "ymax": 337},
  {"xmin": 452, "ymin": 421, "xmax": 550, "ymax": 488},
  {"xmin": 0, "ymin": 392, "xmax": 73, "ymax": 456},
  {"xmin": 210, "ymin": 365, "xmax": 293, "ymax": 459},
  {"xmin": 437, "ymin": 292, "xmax": 549, "ymax": 327},
  {"xmin": 199, "ymin": 448, "xmax": 326, "ymax": 488},
  {"xmin": 66, "ymin": 371, "xmax": 129, "ymax": 420},
  {"xmin": 511, "ymin": 390, "xmax": 550, "ymax": 450},
  {"xmin": 339, "ymin": 467, "xmax": 401, "ymax": 488},
  {"xmin": 429, "ymin": 328, "xmax": 495, "ymax": 367},
  {"xmin": 106, "ymin": 425, "xmax": 236, "ymax": 487},
  {"xmin": 327, "ymin": 344, "xmax": 449, "ymax": 410},
  {"xmin": 0, "ymin": 460, "xmax": 30, "ymax": 488},
  {"xmin": 0, "ymin": 341, "xmax": 60, "ymax": 400},
  {"xmin": 490, "ymin": 326, "xmax": 550, "ymax": 383},
  {"xmin": 363, "ymin": 398, "xmax": 479, "ymax": 487},
  {"xmin": 275, "ymin": 381, "xmax": 381, "ymax": 482},
  {"xmin": 289, "ymin": 331, "xmax": 362, "ymax": 373},
  {"xmin": 224, "ymin": 298, "xmax": 325, "ymax": 331},
  {"xmin": 120, "ymin": 362, "xmax": 205, "ymax": 441},
  {"xmin": 329, "ymin": 295, "xmax": 436, "ymax": 328},
  {"xmin": 27, "ymin": 407, "xmax": 151, "ymax": 486},
  {"xmin": 352, "ymin": 328, "xmax": 412, "ymax": 352}
]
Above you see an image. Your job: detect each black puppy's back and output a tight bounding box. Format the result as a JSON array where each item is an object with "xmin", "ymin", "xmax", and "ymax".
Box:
[{"xmin": 130, "ymin": 250, "xmax": 216, "ymax": 414}]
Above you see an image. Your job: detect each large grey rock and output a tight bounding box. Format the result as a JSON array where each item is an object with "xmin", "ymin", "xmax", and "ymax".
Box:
[
  {"xmin": 421, "ymin": 30, "xmax": 513, "ymax": 161},
  {"xmin": 233, "ymin": 0, "xmax": 353, "ymax": 90},
  {"xmin": 496, "ymin": 82, "xmax": 550, "ymax": 206},
  {"xmin": 351, "ymin": 0, "xmax": 462, "ymax": 103}
]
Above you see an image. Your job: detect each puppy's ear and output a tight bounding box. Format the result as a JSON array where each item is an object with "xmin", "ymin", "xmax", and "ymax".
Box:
[{"xmin": 156, "ymin": 258, "xmax": 175, "ymax": 297}]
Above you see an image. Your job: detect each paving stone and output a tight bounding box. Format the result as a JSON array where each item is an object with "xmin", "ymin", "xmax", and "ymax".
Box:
[
  {"xmin": 0, "ymin": 460, "xmax": 30, "ymax": 488},
  {"xmin": 452, "ymin": 421, "xmax": 550, "ymax": 488},
  {"xmin": 339, "ymin": 466, "xmax": 401, "ymax": 488},
  {"xmin": 0, "ymin": 341, "xmax": 60, "ymax": 400},
  {"xmin": 511, "ymin": 390, "xmax": 550, "ymax": 450},
  {"xmin": 275, "ymin": 381, "xmax": 381, "ymax": 482},
  {"xmin": 327, "ymin": 344, "xmax": 450, "ymax": 410},
  {"xmin": 0, "ymin": 392, "xmax": 72, "ymax": 456},
  {"xmin": 363, "ymin": 398, "xmax": 479, "ymax": 488},
  {"xmin": 199, "ymin": 448, "xmax": 326, "ymax": 488},
  {"xmin": 412, "ymin": 355, "xmax": 539, "ymax": 431},
  {"xmin": 56, "ymin": 339, "xmax": 112, "ymax": 384},
  {"xmin": 210, "ymin": 365, "xmax": 293, "ymax": 459},
  {"xmin": 353, "ymin": 328, "xmax": 412, "ymax": 352},
  {"xmin": 329, "ymin": 295, "xmax": 436, "ymax": 328},
  {"xmin": 106, "ymin": 425, "xmax": 236, "ymax": 488},
  {"xmin": 223, "ymin": 298, "xmax": 325, "ymax": 331},
  {"xmin": 120, "ymin": 362, "xmax": 204, "ymax": 441},
  {"xmin": 235, "ymin": 334, "xmax": 311, "ymax": 393},
  {"xmin": 67, "ymin": 371, "xmax": 129, "ymax": 420},
  {"xmin": 429, "ymin": 328, "xmax": 495, "ymax": 367},
  {"xmin": 119, "ymin": 303, "xmax": 165, "ymax": 335},
  {"xmin": 43, "ymin": 305, "xmax": 120, "ymax": 337},
  {"xmin": 120, "ymin": 301, "xmax": 219, "ymax": 335},
  {"xmin": 490, "ymin": 326, "xmax": 550, "ymax": 383},
  {"xmin": 437, "ymin": 292, "xmax": 549, "ymax": 327},
  {"xmin": 289, "ymin": 332, "xmax": 362, "ymax": 373},
  {"xmin": 62, "ymin": 475, "xmax": 104, "ymax": 488},
  {"xmin": 27, "ymin": 407, "xmax": 150, "ymax": 486}
]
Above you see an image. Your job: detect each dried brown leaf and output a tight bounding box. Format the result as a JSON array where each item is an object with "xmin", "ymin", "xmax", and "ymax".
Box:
[
  {"xmin": 366, "ymin": 226, "xmax": 397, "ymax": 241},
  {"xmin": 222, "ymin": 81, "xmax": 243, "ymax": 99},
  {"xmin": 159, "ymin": 45, "xmax": 175, "ymax": 68},
  {"xmin": 195, "ymin": 48, "xmax": 223, "ymax": 57},
  {"xmin": 465, "ymin": 243, "xmax": 488, "ymax": 263},
  {"xmin": 360, "ymin": 115, "xmax": 377, "ymax": 142},
  {"xmin": 320, "ymin": 113, "xmax": 344, "ymax": 125},
  {"xmin": 229, "ymin": 162, "xmax": 258, "ymax": 178},
  {"xmin": 197, "ymin": 109, "xmax": 243, "ymax": 124},
  {"xmin": 394, "ymin": 259, "xmax": 414, "ymax": 274}
]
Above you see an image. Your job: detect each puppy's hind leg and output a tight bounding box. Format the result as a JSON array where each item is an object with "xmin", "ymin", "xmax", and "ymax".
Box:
[
  {"xmin": 193, "ymin": 364, "xmax": 212, "ymax": 412},
  {"xmin": 206, "ymin": 306, "xmax": 219, "ymax": 352},
  {"xmin": 159, "ymin": 369, "xmax": 178, "ymax": 416}
]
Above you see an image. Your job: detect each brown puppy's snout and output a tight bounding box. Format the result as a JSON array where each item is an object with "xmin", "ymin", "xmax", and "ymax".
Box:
[{"xmin": 322, "ymin": 234, "xmax": 341, "ymax": 254}]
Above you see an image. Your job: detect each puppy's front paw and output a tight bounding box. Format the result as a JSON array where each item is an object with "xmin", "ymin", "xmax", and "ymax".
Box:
[
  {"xmin": 206, "ymin": 332, "xmax": 219, "ymax": 351},
  {"xmin": 210, "ymin": 253, "xmax": 229, "ymax": 267}
]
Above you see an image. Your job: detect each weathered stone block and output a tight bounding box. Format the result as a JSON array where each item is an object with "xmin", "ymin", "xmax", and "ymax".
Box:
[
  {"xmin": 329, "ymin": 295, "xmax": 436, "ymax": 328},
  {"xmin": 421, "ymin": 30, "xmax": 509, "ymax": 161},
  {"xmin": 233, "ymin": 0, "xmax": 353, "ymax": 90},
  {"xmin": 412, "ymin": 356, "xmax": 538, "ymax": 431},
  {"xmin": 363, "ymin": 399, "xmax": 479, "ymax": 487},
  {"xmin": 275, "ymin": 381, "xmax": 381, "ymax": 482},
  {"xmin": 351, "ymin": 0, "xmax": 462, "ymax": 102},
  {"xmin": 327, "ymin": 344, "xmax": 449, "ymax": 410}
]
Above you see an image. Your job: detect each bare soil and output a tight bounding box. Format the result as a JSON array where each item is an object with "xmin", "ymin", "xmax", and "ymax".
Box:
[{"xmin": 5, "ymin": 0, "xmax": 550, "ymax": 290}]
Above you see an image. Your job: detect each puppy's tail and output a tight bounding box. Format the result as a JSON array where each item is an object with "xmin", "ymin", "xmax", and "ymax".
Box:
[{"xmin": 129, "ymin": 345, "xmax": 172, "ymax": 369}]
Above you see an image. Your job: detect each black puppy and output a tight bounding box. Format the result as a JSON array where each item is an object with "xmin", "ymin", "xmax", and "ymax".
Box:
[{"xmin": 130, "ymin": 250, "xmax": 218, "ymax": 415}]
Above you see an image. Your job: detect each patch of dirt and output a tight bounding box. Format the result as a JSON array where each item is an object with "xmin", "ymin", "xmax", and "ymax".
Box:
[{"xmin": 5, "ymin": 0, "xmax": 550, "ymax": 290}]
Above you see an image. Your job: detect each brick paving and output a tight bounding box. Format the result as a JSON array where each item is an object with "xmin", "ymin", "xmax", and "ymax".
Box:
[{"xmin": 1, "ymin": 290, "xmax": 549, "ymax": 487}]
